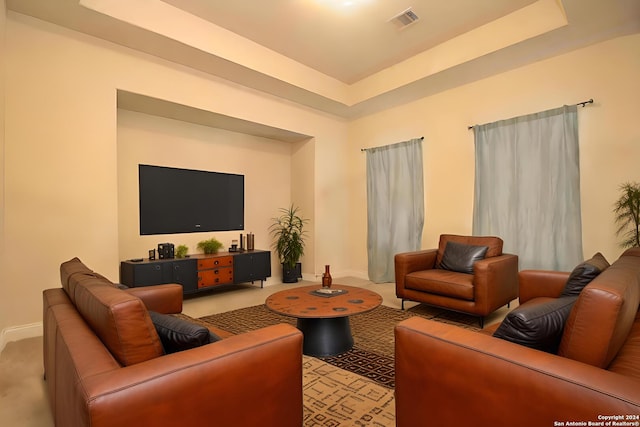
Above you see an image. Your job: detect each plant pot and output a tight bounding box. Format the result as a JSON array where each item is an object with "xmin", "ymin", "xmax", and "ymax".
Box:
[{"xmin": 282, "ymin": 262, "xmax": 302, "ymax": 283}]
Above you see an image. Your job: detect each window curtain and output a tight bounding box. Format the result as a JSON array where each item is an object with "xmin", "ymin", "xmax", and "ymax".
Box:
[
  {"xmin": 366, "ymin": 138, "xmax": 424, "ymax": 283},
  {"xmin": 473, "ymin": 105, "xmax": 583, "ymax": 271}
]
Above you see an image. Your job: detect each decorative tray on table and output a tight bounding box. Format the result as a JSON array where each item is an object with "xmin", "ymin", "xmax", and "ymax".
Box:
[{"xmin": 310, "ymin": 288, "xmax": 348, "ymax": 298}]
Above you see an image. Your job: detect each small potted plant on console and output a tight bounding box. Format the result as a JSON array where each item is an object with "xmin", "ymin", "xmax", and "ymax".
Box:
[
  {"xmin": 176, "ymin": 244, "xmax": 189, "ymax": 258},
  {"xmin": 270, "ymin": 205, "xmax": 308, "ymax": 283},
  {"xmin": 197, "ymin": 237, "xmax": 223, "ymax": 254}
]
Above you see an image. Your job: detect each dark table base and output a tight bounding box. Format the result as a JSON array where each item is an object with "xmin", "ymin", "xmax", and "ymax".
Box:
[{"xmin": 296, "ymin": 316, "xmax": 353, "ymax": 357}]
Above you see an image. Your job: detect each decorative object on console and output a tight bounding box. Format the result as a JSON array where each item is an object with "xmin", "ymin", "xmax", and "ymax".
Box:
[
  {"xmin": 157, "ymin": 243, "xmax": 175, "ymax": 259},
  {"xmin": 197, "ymin": 237, "xmax": 223, "ymax": 254},
  {"xmin": 176, "ymin": 244, "xmax": 189, "ymax": 258},
  {"xmin": 149, "ymin": 249, "xmax": 156, "ymax": 260},
  {"xmin": 613, "ymin": 181, "xmax": 640, "ymax": 248},
  {"xmin": 247, "ymin": 232, "xmax": 255, "ymax": 251},
  {"xmin": 322, "ymin": 265, "xmax": 332, "ymax": 288},
  {"xmin": 229, "ymin": 239, "xmax": 239, "ymax": 252},
  {"xmin": 270, "ymin": 205, "xmax": 308, "ymax": 283}
]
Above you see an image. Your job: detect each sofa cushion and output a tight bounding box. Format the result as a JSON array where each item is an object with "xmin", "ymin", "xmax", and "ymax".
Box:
[
  {"xmin": 149, "ymin": 311, "xmax": 220, "ymax": 354},
  {"xmin": 493, "ymin": 296, "xmax": 577, "ymax": 353},
  {"xmin": 439, "ymin": 241, "xmax": 488, "ymax": 274},
  {"xmin": 561, "ymin": 252, "xmax": 610, "ymax": 297},
  {"xmin": 73, "ymin": 280, "xmax": 164, "ymax": 366}
]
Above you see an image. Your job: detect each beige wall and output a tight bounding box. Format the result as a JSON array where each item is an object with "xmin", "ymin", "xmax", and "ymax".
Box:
[
  {"xmin": 1, "ymin": 9, "xmax": 639, "ymax": 346},
  {"xmin": 1, "ymin": 0, "xmax": 5, "ymax": 242},
  {"xmin": 0, "ymin": 0, "xmax": 6, "ymax": 343},
  {"xmin": 349, "ymin": 34, "xmax": 640, "ymax": 273},
  {"xmin": 117, "ymin": 109, "xmax": 296, "ymax": 275},
  {"xmin": 1, "ymin": 12, "xmax": 349, "ymax": 344}
]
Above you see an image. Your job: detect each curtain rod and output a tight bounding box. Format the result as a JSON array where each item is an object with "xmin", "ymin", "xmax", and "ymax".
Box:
[
  {"xmin": 467, "ymin": 99, "xmax": 594, "ymax": 130},
  {"xmin": 361, "ymin": 136, "xmax": 424, "ymax": 152}
]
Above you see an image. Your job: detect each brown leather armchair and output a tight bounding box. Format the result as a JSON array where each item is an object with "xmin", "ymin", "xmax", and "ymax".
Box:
[{"xmin": 394, "ymin": 234, "xmax": 518, "ymax": 327}]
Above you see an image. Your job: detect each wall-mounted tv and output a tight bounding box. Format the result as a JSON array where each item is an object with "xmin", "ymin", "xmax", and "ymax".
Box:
[{"xmin": 139, "ymin": 164, "xmax": 244, "ymax": 235}]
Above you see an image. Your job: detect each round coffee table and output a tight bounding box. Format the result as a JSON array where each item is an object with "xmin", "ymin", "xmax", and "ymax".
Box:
[{"xmin": 265, "ymin": 284, "xmax": 382, "ymax": 357}]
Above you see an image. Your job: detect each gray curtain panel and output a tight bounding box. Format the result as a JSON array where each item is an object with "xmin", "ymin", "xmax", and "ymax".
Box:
[
  {"xmin": 366, "ymin": 138, "xmax": 424, "ymax": 283},
  {"xmin": 473, "ymin": 105, "xmax": 583, "ymax": 270}
]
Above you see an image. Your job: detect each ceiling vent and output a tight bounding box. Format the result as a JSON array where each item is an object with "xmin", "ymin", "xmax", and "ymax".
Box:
[{"xmin": 389, "ymin": 8, "xmax": 419, "ymax": 30}]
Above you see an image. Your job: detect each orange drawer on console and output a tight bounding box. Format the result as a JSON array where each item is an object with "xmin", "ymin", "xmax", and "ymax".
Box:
[
  {"xmin": 198, "ymin": 268, "xmax": 234, "ymax": 288},
  {"xmin": 198, "ymin": 256, "xmax": 233, "ymax": 270}
]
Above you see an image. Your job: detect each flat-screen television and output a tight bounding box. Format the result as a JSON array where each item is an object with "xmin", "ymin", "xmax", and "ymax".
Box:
[{"xmin": 139, "ymin": 164, "xmax": 244, "ymax": 235}]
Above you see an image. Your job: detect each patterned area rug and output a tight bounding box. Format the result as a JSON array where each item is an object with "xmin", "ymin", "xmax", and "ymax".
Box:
[
  {"xmin": 303, "ymin": 355, "xmax": 395, "ymax": 426},
  {"xmin": 179, "ymin": 304, "xmax": 479, "ymax": 427},
  {"xmin": 189, "ymin": 303, "xmax": 479, "ymax": 388}
]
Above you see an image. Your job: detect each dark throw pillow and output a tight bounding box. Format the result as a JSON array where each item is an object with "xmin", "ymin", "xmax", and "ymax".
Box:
[
  {"xmin": 561, "ymin": 252, "xmax": 610, "ymax": 297},
  {"xmin": 149, "ymin": 311, "xmax": 220, "ymax": 354},
  {"xmin": 493, "ymin": 296, "xmax": 577, "ymax": 353},
  {"xmin": 439, "ymin": 241, "xmax": 489, "ymax": 274}
]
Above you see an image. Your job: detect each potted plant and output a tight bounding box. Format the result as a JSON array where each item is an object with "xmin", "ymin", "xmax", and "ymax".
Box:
[
  {"xmin": 176, "ymin": 244, "xmax": 189, "ymax": 258},
  {"xmin": 614, "ymin": 182, "xmax": 640, "ymax": 248},
  {"xmin": 197, "ymin": 237, "xmax": 223, "ymax": 254},
  {"xmin": 270, "ymin": 205, "xmax": 308, "ymax": 283}
]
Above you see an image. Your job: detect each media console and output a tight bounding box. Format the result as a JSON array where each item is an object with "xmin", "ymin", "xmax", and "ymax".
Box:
[{"xmin": 119, "ymin": 250, "xmax": 271, "ymax": 295}]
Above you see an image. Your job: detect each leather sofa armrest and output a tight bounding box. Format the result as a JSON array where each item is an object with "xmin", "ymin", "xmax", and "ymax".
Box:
[
  {"xmin": 395, "ymin": 317, "xmax": 640, "ymax": 427},
  {"xmin": 81, "ymin": 324, "xmax": 303, "ymax": 427},
  {"xmin": 395, "ymin": 249, "xmax": 437, "ymax": 297},
  {"xmin": 124, "ymin": 284, "xmax": 183, "ymax": 314},
  {"xmin": 472, "ymin": 253, "xmax": 519, "ymax": 312},
  {"xmin": 518, "ymin": 270, "xmax": 569, "ymax": 304}
]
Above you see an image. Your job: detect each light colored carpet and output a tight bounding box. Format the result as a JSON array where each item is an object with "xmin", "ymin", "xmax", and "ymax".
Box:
[{"xmin": 0, "ymin": 337, "xmax": 52, "ymax": 427}]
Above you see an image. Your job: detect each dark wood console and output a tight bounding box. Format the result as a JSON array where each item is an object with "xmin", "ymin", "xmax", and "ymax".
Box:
[{"xmin": 120, "ymin": 250, "xmax": 271, "ymax": 295}]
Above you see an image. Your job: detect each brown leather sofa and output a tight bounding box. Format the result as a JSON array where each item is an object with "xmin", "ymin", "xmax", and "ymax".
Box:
[
  {"xmin": 43, "ymin": 257, "xmax": 303, "ymax": 427},
  {"xmin": 395, "ymin": 234, "xmax": 519, "ymax": 327},
  {"xmin": 395, "ymin": 248, "xmax": 640, "ymax": 426}
]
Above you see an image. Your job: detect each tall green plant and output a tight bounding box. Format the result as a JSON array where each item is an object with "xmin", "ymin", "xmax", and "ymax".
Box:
[
  {"xmin": 269, "ymin": 205, "xmax": 308, "ymax": 269},
  {"xmin": 614, "ymin": 182, "xmax": 640, "ymax": 248}
]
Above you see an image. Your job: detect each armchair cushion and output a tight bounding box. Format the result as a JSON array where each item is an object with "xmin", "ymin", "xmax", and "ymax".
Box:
[
  {"xmin": 439, "ymin": 241, "xmax": 488, "ymax": 274},
  {"xmin": 436, "ymin": 234, "xmax": 503, "ymax": 267},
  {"xmin": 493, "ymin": 296, "xmax": 577, "ymax": 353},
  {"xmin": 561, "ymin": 252, "xmax": 610, "ymax": 297},
  {"xmin": 149, "ymin": 311, "xmax": 220, "ymax": 354}
]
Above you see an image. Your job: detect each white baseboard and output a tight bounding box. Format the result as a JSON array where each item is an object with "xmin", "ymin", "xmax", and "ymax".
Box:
[{"xmin": 0, "ymin": 322, "xmax": 42, "ymax": 354}]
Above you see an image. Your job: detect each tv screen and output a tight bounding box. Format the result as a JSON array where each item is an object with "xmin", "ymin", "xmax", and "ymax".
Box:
[{"xmin": 139, "ymin": 164, "xmax": 244, "ymax": 235}]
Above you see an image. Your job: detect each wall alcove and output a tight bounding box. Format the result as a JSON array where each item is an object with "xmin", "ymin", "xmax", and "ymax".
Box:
[{"xmin": 115, "ymin": 90, "xmax": 316, "ymax": 278}]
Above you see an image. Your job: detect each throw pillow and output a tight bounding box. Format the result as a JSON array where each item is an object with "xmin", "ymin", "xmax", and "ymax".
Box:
[
  {"xmin": 561, "ymin": 252, "xmax": 610, "ymax": 297},
  {"xmin": 149, "ymin": 311, "xmax": 220, "ymax": 354},
  {"xmin": 493, "ymin": 296, "xmax": 577, "ymax": 353},
  {"xmin": 439, "ymin": 241, "xmax": 489, "ymax": 274}
]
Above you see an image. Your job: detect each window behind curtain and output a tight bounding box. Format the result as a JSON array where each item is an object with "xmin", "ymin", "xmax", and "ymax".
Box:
[
  {"xmin": 366, "ymin": 138, "xmax": 424, "ymax": 282},
  {"xmin": 472, "ymin": 105, "xmax": 583, "ymax": 270}
]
